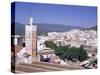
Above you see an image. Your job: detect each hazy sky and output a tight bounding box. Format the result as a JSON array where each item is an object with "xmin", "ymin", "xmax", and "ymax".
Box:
[{"xmin": 12, "ymin": 2, "xmax": 97, "ymax": 28}]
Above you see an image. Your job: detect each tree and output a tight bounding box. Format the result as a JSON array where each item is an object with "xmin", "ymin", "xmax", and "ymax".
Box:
[
  {"xmin": 65, "ymin": 46, "xmax": 79, "ymax": 61},
  {"xmin": 44, "ymin": 41, "xmax": 88, "ymax": 62},
  {"xmin": 44, "ymin": 41, "xmax": 57, "ymax": 50},
  {"xmin": 90, "ymin": 58, "xmax": 97, "ymax": 65},
  {"xmin": 66, "ymin": 45, "xmax": 88, "ymax": 62},
  {"xmin": 78, "ymin": 45, "xmax": 88, "ymax": 62},
  {"xmin": 55, "ymin": 46, "xmax": 66, "ymax": 60}
]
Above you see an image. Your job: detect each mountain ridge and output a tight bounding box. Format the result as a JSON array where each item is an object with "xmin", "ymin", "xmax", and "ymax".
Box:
[{"xmin": 11, "ymin": 23, "xmax": 96, "ymax": 35}]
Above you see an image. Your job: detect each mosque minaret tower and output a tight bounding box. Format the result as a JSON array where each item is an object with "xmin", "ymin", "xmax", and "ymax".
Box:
[{"xmin": 25, "ymin": 16, "xmax": 37, "ymax": 63}]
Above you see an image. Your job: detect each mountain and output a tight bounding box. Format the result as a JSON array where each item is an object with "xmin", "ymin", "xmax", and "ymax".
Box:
[
  {"xmin": 11, "ymin": 23, "xmax": 25, "ymax": 35},
  {"xmin": 35, "ymin": 23, "xmax": 85, "ymax": 35},
  {"xmin": 11, "ymin": 23, "xmax": 85, "ymax": 35},
  {"xmin": 87, "ymin": 26, "xmax": 97, "ymax": 31}
]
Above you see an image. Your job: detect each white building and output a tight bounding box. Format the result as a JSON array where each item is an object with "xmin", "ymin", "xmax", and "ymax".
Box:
[
  {"xmin": 46, "ymin": 29, "xmax": 97, "ymax": 48},
  {"xmin": 37, "ymin": 36, "xmax": 46, "ymax": 51},
  {"xmin": 14, "ymin": 16, "xmax": 38, "ymax": 64},
  {"xmin": 25, "ymin": 16, "xmax": 37, "ymax": 63}
]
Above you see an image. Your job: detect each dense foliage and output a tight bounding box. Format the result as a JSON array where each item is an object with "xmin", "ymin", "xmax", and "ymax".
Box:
[
  {"xmin": 90, "ymin": 58, "xmax": 97, "ymax": 65},
  {"xmin": 44, "ymin": 41, "xmax": 88, "ymax": 62}
]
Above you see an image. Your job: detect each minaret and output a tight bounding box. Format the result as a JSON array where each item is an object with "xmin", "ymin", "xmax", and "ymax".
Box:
[{"xmin": 25, "ymin": 16, "xmax": 37, "ymax": 63}]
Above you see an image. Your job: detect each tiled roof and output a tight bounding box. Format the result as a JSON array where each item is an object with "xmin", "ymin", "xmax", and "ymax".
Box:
[{"xmin": 11, "ymin": 45, "xmax": 23, "ymax": 55}]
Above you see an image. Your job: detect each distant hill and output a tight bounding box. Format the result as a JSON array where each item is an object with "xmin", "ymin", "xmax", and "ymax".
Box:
[
  {"xmin": 11, "ymin": 23, "xmax": 25, "ymax": 35},
  {"xmin": 87, "ymin": 26, "xmax": 97, "ymax": 31},
  {"xmin": 11, "ymin": 23, "xmax": 85, "ymax": 35}
]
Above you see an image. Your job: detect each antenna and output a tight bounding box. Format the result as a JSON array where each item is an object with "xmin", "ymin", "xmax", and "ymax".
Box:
[{"xmin": 29, "ymin": 8, "xmax": 32, "ymax": 17}]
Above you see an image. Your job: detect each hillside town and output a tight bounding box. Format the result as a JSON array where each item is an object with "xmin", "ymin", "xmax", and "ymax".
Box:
[
  {"xmin": 40, "ymin": 29, "xmax": 97, "ymax": 48},
  {"xmin": 37, "ymin": 29, "xmax": 97, "ymax": 68},
  {"xmin": 11, "ymin": 16, "xmax": 97, "ymax": 73}
]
